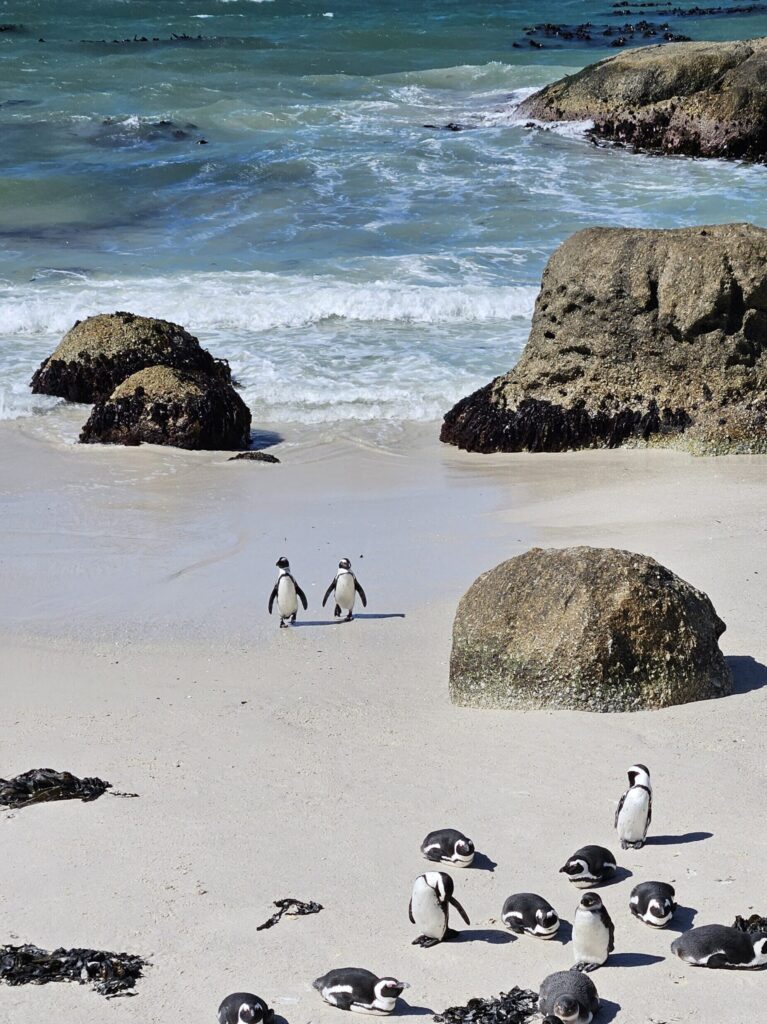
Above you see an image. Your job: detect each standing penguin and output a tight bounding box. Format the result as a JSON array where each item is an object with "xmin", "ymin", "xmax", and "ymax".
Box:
[
  {"xmin": 409, "ymin": 871, "xmax": 470, "ymax": 947},
  {"xmin": 312, "ymin": 968, "xmax": 409, "ymax": 1013},
  {"xmin": 538, "ymin": 971, "xmax": 599, "ymax": 1024},
  {"xmin": 218, "ymin": 993, "xmax": 274, "ymax": 1024},
  {"xmin": 572, "ymin": 892, "xmax": 614, "ymax": 972},
  {"xmin": 559, "ymin": 845, "xmax": 617, "ymax": 888},
  {"xmin": 268, "ymin": 556, "xmax": 308, "ymax": 628},
  {"xmin": 615, "ymin": 763, "xmax": 652, "ymax": 849},
  {"xmin": 322, "ymin": 558, "xmax": 367, "ymax": 622}
]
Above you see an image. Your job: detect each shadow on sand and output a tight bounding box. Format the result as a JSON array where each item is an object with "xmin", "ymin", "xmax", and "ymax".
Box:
[
  {"xmin": 450, "ymin": 928, "xmax": 514, "ymax": 945},
  {"xmin": 398, "ymin": 1001, "xmax": 434, "ymax": 1017},
  {"xmin": 668, "ymin": 905, "xmax": 698, "ymax": 931},
  {"xmin": 292, "ymin": 613, "xmax": 405, "ymax": 628},
  {"xmin": 645, "ymin": 831, "xmax": 713, "ymax": 846},
  {"xmin": 609, "ymin": 952, "xmax": 665, "ymax": 968},
  {"xmin": 599, "ymin": 1000, "xmax": 622, "ymax": 1023},
  {"xmin": 726, "ymin": 656, "xmax": 767, "ymax": 695},
  {"xmin": 470, "ymin": 852, "xmax": 497, "ymax": 872}
]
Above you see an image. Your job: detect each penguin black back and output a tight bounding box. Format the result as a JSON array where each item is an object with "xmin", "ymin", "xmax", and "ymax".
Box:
[{"xmin": 218, "ymin": 993, "xmax": 274, "ymax": 1024}]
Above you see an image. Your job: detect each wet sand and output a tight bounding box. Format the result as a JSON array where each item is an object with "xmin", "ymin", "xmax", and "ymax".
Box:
[{"xmin": 2, "ymin": 416, "xmax": 766, "ymax": 1023}]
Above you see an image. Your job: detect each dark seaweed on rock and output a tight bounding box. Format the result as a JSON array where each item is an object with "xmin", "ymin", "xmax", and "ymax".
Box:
[
  {"xmin": 433, "ymin": 989, "xmax": 538, "ymax": 1024},
  {"xmin": 518, "ymin": 20, "xmax": 690, "ymax": 48},
  {"xmin": 733, "ymin": 913, "xmax": 767, "ymax": 932},
  {"xmin": 0, "ymin": 768, "xmax": 113, "ymax": 809},
  {"xmin": 256, "ymin": 898, "xmax": 323, "ymax": 930},
  {"xmin": 0, "ymin": 944, "xmax": 148, "ymax": 997}
]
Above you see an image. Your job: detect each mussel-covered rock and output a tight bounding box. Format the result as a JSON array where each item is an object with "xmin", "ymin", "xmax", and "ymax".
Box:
[
  {"xmin": 441, "ymin": 223, "xmax": 767, "ymax": 454},
  {"xmin": 79, "ymin": 366, "xmax": 251, "ymax": 450},
  {"xmin": 517, "ymin": 37, "xmax": 767, "ymax": 162},
  {"xmin": 449, "ymin": 546, "xmax": 732, "ymax": 712},
  {"xmin": 30, "ymin": 311, "xmax": 230, "ymax": 403}
]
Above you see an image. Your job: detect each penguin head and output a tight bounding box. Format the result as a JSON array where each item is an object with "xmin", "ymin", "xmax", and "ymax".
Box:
[
  {"xmin": 552, "ymin": 997, "xmax": 580, "ymax": 1022},
  {"xmin": 455, "ymin": 837, "xmax": 474, "ymax": 857},
  {"xmin": 276, "ymin": 556, "xmax": 290, "ymax": 570},
  {"xmin": 376, "ymin": 978, "xmax": 409, "ymax": 999},
  {"xmin": 338, "ymin": 558, "xmax": 351, "ymax": 570},
  {"xmin": 238, "ymin": 1003, "xmax": 265, "ymax": 1024},
  {"xmin": 579, "ymin": 892, "xmax": 603, "ymax": 911},
  {"xmin": 628, "ymin": 763, "xmax": 651, "ymax": 787},
  {"xmin": 424, "ymin": 870, "xmax": 453, "ymax": 903}
]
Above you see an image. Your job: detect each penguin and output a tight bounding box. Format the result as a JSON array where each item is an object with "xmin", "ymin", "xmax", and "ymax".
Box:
[
  {"xmin": 615, "ymin": 763, "xmax": 652, "ymax": 849},
  {"xmin": 322, "ymin": 558, "xmax": 367, "ymax": 622},
  {"xmin": 409, "ymin": 871, "xmax": 470, "ymax": 947},
  {"xmin": 630, "ymin": 881, "xmax": 676, "ymax": 928},
  {"xmin": 501, "ymin": 892, "xmax": 560, "ymax": 939},
  {"xmin": 268, "ymin": 556, "xmax": 308, "ymax": 628},
  {"xmin": 573, "ymin": 892, "xmax": 615, "ymax": 971},
  {"xmin": 671, "ymin": 925, "xmax": 767, "ymax": 969},
  {"xmin": 420, "ymin": 829, "xmax": 475, "ymax": 867},
  {"xmin": 559, "ymin": 845, "xmax": 617, "ymax": 888},
  {"xmin": 218, "ymin": 993, "xmax": 274, "ymax": 1024},
  {"xmin": 538, "ymin": 970, "xmax": 599, "ymax": 1024},
  {"xmin": 313, "ymin": 968, "xmax": 409, "ymax": 1014}
]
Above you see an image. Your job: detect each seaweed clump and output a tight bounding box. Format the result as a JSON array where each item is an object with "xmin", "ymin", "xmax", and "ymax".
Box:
[
  {"xmin": 0, "ymin": 944, "xmax": 148, "ymax": 998},
  {"xmin": 433, "ymin": 988, "xmax": 539, "ymax": 1024},
  {"xmin": 256, "ymin": 898, "xmax": 324, "ymax": 931},
  {"xmin": 0, "ymin": 769, "xmax": 113, "ymax": 810},
  {"xmin": 733, "ymin": 913, "xmax": 767, "ymax": 933}
]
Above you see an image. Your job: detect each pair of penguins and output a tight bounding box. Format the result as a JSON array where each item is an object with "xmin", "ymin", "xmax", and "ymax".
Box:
[
  {"xmin": 268, "ymin": 556, "xmax": 367, "ymax": 627},
  {"xmin": 218, "ymin": 762, "xmax": 767, "ymax": 1024}
]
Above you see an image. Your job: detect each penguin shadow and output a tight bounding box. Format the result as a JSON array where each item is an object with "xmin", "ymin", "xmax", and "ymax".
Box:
[
  {"xmin": 645, "ymin": 831, "xmax": 713, "ymax": 846},
  {"xmin": 450, "ymin": 927, "xmax": 514, "ymax": 945},
  {"xmin": 608, "ymin": 952, "xmax": 665, "ymax": 968},
  {"xmin": 598, "ymin": 999, "xmax": 622, "ymax": 1023},
  {"xmin": 602, "ymin": 866, "xmax": 633, "ymax": 887},
  {"xmin": 469, "ymin": 852, "xmax": 497, "ymax": 872},
  {"xmin": 291, "ymin": 614, "xmax": 406, "ymax": 628},
  {"xmin": 398, "ymin": 1000, "xmax": 434, "ymax": 1016},
  {"xmin": 351, "ymin": 613, "xmax": 406, "ymax": 621},
  {"xmin": 553, "ymin": 918, "xmax": 573, "ymax": 944},
  {"xmin": 726, "ymin": 655, "xmax": 767, "ymax": 694},
  {"xmin": 667, "ymin": 904, "xmax": 698, "ymax": 932}
]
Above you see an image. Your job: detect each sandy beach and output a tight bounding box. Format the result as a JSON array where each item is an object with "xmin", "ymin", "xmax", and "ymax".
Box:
[{"xmin": 2, "ymin": 416, "xmax": 766, "ymax": 1023}]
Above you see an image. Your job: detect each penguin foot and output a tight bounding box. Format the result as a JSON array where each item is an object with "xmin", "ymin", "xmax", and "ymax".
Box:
[
  {"xmin": 344, "ymin": 612, "xmax": 354, "ymax": 622},
  {"xmin": 290, "ymin": 612, "xmax": 297, "ymax": 623},
  {"xmin": 413, "ymin": 936, "xmax": 440, "ymax": 948},
  {"xmin": 573, "ymin": 962, "xmax": 600, "ymax": 973},
  {"xmin": 279, "ymin": 620, "xmax": 288, "ymax": 629}
]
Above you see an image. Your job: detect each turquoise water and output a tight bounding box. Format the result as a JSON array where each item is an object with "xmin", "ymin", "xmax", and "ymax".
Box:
[{"xmin": 2, "ymin": 1, "xmax": 767, "ymax": 426}]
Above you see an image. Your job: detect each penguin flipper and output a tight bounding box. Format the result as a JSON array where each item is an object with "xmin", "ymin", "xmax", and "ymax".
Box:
[
  {"xmin": 355, "ymin": 579, "xmax": 367, "ymax": 607},
  {"xmin": 268, "ymin": 584, "xmax": 277, "ymax": 614},
  {"xmin": 450, "ymin": 896, "xmax": 471, "ymax": 926},
  {"xmin": 646, "ymin": 791, "xmax": 652, "ymax": 832},
  {"xmin": 321, "ymin": 581, "xmax": 335, "ymax": 607},
  {"xmin": 614, "ymin": 791, "xmax": 626, "ymax": 829},
  {"xmin": 408, "ymin": 898, "xmax": 415, "ymax": 925},
  {"xmin": 295, "ymin": 583, "xmax": 308, "ymax": 611},
  {"xmin": 608, "ymin": 915, "xmax": 616, "ymax": 953}
]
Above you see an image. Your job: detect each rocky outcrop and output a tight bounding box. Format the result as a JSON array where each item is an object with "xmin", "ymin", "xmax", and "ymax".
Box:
[
  {"xmin": 441, "ymin": 223, "xmax": 767, "ymax": 454},
  {"xmin": 30, "ymin": 311, "xmax": 230, "ymax": 403},
  {"xmin": 517, "ymin": 38, "xmax": 767, "ymax": 161},
  {"xmin": 449, "ymin": 547, "xmax": 732, "ymax": 713},
  {"xmin": 79, "ymin": 366, "xmax": 251, "ymax": 450}
]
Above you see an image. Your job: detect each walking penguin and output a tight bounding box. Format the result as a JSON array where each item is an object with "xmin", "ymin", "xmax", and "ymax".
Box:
[
  {"xmin": 615, "ymin": 763, "xmax": 652, "ymax": 849},
  {"xmin": 322, "ymin": 557, "xmax": 367, "ymax": 622},
  {"xmin": 268, "ymin": 556, "xmax": 308, "ymax": 628}
]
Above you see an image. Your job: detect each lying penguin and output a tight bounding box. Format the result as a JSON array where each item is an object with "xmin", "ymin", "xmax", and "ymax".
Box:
[
  {"xmin": 630, "ymin": 881, "xmax": 676, "ymax": 928},
  {"xmin": 671, "ymin": 925, "xmax": 767, "ymax": 969},
  {"xmin": 573, "ymin": 892, "xmax": 614, "ymax": 971},
  {"xmin": 218, "ymin": 993, "xmax": 274, "ymax": 1024},
  {"xmin": 409, "ymin": 871, "xmax": 470, "ymax": 947},
  {"xmin": 313, "ymin": 968, "xmax": 409, "ymax": 1013},
  {"xmin": 615, "ymin": 763, "xmax": 652, "ymax": 849},
  {"xmin": 501, "ymin": 892, "xmax": 560, "ymax": 939},
  {"xmin": 560, "ymin": 845, "xmax": 617, "ymax": 888},
  {"xmin": 538, "ymin": 970, "xmax": 599, "ymax": 1024},
  {"xmin": 268, "ymin": 556, "xmax": 308, "ymax": 628},
  {"xmin": 420, "ymin": 828, "xmax": 475, "ymax": 867},
  {"xmin": 322, "ymin": 558, "xmax": 367, "ymax": 622}
]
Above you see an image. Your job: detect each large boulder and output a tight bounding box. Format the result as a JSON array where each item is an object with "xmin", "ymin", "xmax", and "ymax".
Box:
[
  {"xmin": 517, "ymin": 38, "xmax": 767, "ymax": 162},
  {"xmin": 30, "ymin": 311, "xmax": 230, "ymax": 403},
  {"xmin": 441, "ymin": 223, "xmax": 767, "ymax": 454},
  {"xmin": 79, "ymin": 366, "xmax": 251, "ymax": 450},
  {"xmin": 449, "ymin": 547, "xmax": 732, "ymax": 713}
]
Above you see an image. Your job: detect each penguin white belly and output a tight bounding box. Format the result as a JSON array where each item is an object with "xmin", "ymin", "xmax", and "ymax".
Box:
[
  {"xmin": 574, "ymin": 916, "xmax": 609, "ymax": 965},
  {"xmin": 277, "ymin": 576, "xmax": 298, "ymax": 617},
  {"xmin": 411, "ymin": 885, "xmax": 447, "ymax": 939},
  {"xmin": 617, "ymin": 788, "xmax": 650, "ymax": 842},
  {"xmin": 335, "ymin": 573, "xmax": 356, "ymax": 611}
]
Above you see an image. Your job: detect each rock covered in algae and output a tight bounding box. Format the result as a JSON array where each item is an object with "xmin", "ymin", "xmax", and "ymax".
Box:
[
  {"xmin": 30, "ymin": 310, "xmax": 231, "ymax": 403},
  {"xmin": 441, "ymin": 223, "xmax": 767, "ymax": 455},
  {"xmin": 449, "ymin": 546, "xmax": 732, "ymax": 713},
  {"xmin": 79, "ymin": 365, "xmax": 251, "ymax": 450}
]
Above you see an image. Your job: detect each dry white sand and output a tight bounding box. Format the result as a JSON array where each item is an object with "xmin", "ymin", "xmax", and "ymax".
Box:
[{"xmin": 1, "ymin": 415, "xmax": 766, "ymax": 1024}]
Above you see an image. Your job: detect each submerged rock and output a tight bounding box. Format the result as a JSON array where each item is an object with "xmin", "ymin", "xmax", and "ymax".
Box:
[
  {"xmin": 441, "ymin": 223, "xmax": 767, "ymax": 454},
  {"xmin": 449, "ymin": 546, "xmax": 732, "ymax": 713},
  {"xmin": 30, "ymin": 311, "xmax": 230, "ymax": 403},
  {"xmin": 228, "ymin": 451, "xmax": 280, "ymax": 464},
  {"xmin": 79, "ymin": 366, "xmax": 251, "ymax": 450},
  {"xmin": 517, "ymin": 37, "xmax": 767, "ymax": 162}
]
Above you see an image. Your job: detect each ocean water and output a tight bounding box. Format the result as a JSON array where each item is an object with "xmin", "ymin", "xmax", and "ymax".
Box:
[{"xmin": 2, "ymin": 0, "xmax": 767, "ymax": 430}]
